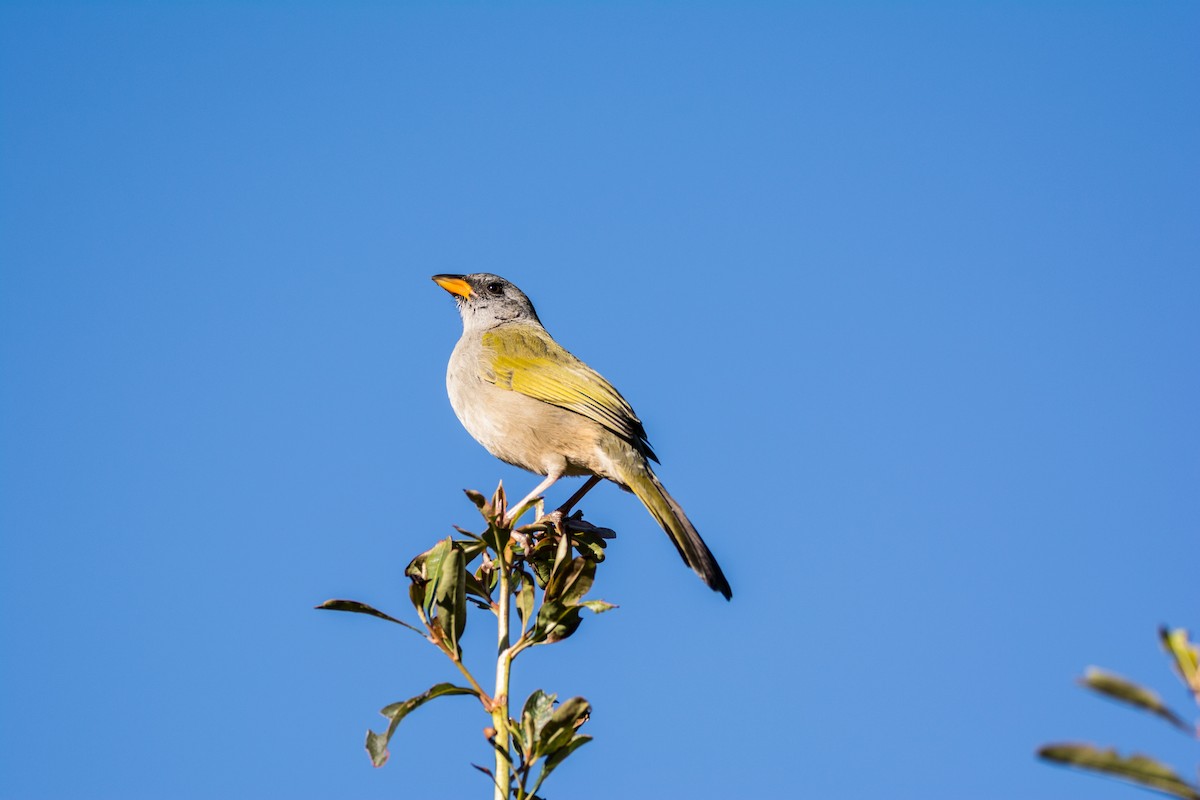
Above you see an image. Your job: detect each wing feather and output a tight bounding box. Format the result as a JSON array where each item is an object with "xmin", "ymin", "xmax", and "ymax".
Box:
[{"xmin": 480, "ymin": 325, "xmax": 658, "ymax": 462}]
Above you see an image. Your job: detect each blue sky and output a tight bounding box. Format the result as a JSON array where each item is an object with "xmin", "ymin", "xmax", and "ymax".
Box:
[{"xmin": 1, "ymin": 3, "xmax": 1197, "ymax": 798}]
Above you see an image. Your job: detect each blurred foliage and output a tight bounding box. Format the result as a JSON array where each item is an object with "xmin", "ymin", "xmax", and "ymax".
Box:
[
  {"xmin": 1039, "ymin": 626, "xmax": 1200, "ymax": 799},
  {"xmin": 318, "ymin": 484, "xmax": 616, "ymax": 799}
]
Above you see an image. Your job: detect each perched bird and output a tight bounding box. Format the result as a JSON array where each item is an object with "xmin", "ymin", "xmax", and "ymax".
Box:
[{"xmin": 432, "ymin": 273, "xmax": 731, "ymax": 600}]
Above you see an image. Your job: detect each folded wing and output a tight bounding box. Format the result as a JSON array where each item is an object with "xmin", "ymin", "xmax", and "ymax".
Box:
[{"xmin": 481, "ymin": 324, "xmax": 659, "ymax": 463}]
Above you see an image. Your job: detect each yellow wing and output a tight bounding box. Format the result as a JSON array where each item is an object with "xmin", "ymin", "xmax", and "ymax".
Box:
[{"xmin": 480, "ymin": 324, "xmax": 658, "ymax": 462}]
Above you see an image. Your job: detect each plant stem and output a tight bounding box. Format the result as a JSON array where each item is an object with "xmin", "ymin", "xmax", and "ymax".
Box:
[
  {"xmin": 492, "ymin": 540, "xmax": 513, "ymax": 800},
  {"xmin": 450, "ymin": 655, "xmax": 490, "ymax": 706}
]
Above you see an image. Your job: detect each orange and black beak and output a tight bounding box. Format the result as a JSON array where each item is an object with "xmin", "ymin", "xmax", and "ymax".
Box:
[{"xmin": 431, "ymin": 274, "xmax": 473, "ymax": 299}]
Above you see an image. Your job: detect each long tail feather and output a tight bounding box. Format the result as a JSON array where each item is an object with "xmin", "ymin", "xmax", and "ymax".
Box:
[{"xmin": 627, "ymin": 469, "xmax": 732, "ymax": 600}]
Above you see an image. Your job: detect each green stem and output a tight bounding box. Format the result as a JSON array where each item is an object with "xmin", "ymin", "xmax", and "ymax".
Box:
[
  {"xmin": 492, "ymin": 541, "xmax": 513, "ymax": 799},
  {"xmin": 425, "ymin": 622, "xmax": 491, "ymax": 706},
  {"xmin": 450, "ymin": 654, "xmax": 490, "ymax": 706}
]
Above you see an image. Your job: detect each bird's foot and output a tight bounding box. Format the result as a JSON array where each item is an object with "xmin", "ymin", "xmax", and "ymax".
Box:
[
  {"xmin": 536, "ymin": 508, "xmax": 567, "ymax": 533},
  {"xmin": 510, "ymin": 530, "xmax": 531, "ymax": 553}
]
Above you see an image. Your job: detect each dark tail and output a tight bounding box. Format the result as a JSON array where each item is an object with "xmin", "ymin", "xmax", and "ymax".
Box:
[{"xmin": 627, "ymin": 468, "xmax": 732, "ymax": 600}]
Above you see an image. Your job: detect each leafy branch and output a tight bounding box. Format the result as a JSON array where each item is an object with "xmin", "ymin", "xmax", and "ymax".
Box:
[
  {"xmin": 317, "ymin": 483, "xmax": 616, "ymax": 799},
  {"xmin": 1038, "ymin": 626, "xmax": 1200, "ymax": 799}
]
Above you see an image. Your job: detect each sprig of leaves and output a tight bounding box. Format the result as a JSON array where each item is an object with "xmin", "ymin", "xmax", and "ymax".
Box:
[
  {"xmin": 318, "ymin": 483, "xmax": 615, "ymax": 796},
  {"xmin": 1039, "ymin": 626, "xmax": 1200, "ymax": 799}
]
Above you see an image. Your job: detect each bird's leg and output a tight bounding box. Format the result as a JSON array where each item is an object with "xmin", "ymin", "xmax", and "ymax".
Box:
[
  {"xmin": 511, "ymin": 497, "xmax": 546, "ymax": 553},
  {"xmin": 557, "ymin": 475, "xmax": 602, "ymax": 516},
  {"xmin": 505, "ymin": 473, "xmax": 561, "ymax": 526},
  {"xmin": 542, "ymin": 476, "xmax": 603, "ymax": 562}
]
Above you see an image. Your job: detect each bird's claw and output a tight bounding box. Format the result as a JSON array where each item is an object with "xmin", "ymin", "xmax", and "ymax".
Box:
[{"xmin": 536, "ymin": 509, "xmax": 567, "ymax": 533}]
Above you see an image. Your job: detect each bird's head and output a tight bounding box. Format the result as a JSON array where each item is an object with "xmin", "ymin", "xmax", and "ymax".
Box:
[{"xmin": 431, "ymin": 273, "xmax": 542, "ymax": 330}]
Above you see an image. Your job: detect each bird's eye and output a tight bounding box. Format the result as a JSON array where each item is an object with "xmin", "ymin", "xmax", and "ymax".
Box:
[{"xmin": 485, "ymin": 282, "xmax": 504, "ymax": 296}]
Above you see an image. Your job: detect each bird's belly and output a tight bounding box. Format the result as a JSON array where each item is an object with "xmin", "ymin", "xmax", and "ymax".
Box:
[{"xmin": 447, "ymin": 368, "xmax": 600, "ymax": 478}]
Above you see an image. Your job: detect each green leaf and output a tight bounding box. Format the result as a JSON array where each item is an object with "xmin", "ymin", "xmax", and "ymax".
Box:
[
  {"xmin": 543, "ymin": 733, "xmax": 592, "ymax": 773},
  {"xmin": 404, "ymin": 554, "xmax": 425, "ymax": 582},
  {"xmin": 314, "ymin": 599, "xmax": 400, "ymax": 623},
  {"xmin": 1160, "ymin": 626, "xmax": 1200, "ymax": 698},
  {"xmin": 521, "ymin": 689, "xmax": 557, "ymax": 760},
  {"xmin": 1038, "ymin": 744, "xmax": 1200, "ymax": 800},
  {"xmin": 314, "ymin": 599, "xmax": 425, "ymax": 635},
  {"xmin": 407, "ymin": 581, "xmax": 426, "ymax": 621},
  {"xmin": 529, "ymin": 560, "xmax": 551, "ymax": 589},
  {"xmin": 536, "ymin": 696, "xmax": 591, "ymax": 763},
  {"xmin": 544, "ymin": 557, "xmax": 595, "ymax": 606},
  {"xmin": 528, "ymin": 733, "xmax": 592, "ymax": 798},
  {"xmin": 407, "ymin": 538, "xmax": 454, "ymax": 622},
  {"xmin": 531, "ymin": 601, "xmax": 583, "ymax": 645},
  {"xmin": 456, "ymin": 537, "xmax": 489, "ymax": 562},
  {"xmin": 560, "ymin": 514, "xmax": 615, "ymax": 540},
  {"xmin": 425, "ymin": 539, "xmax": 454, "ymax": 621},
  {"xmin": 572, "ymin": 531, "xmax": 607, "ymax": 562},
  {"xmin": 526, "ymin": 536, "xmax": 560, "ymax": 588},
  {"xmin": 579, "ymin": 599, "xmax": 617, "ymax": 614},
  {"xmin": 433, "ymin": 541, "xmax": 467, "ymax": 657},
  {"xmin": 365, "ymin": 683, "xmax": 477, "ymax": 767},
  {"xmin": 477, "ymin": 559, "xmax": 498, "ymax": 594},
  {"xmin": 1080, "ymin": 667, "xmax": 1191, "ymax": 732},
  {"xmin": 403, "ymin": 546, "xmax": 428, "ymax": 581},
  {"xmin": 516, "ymin": 571, "xmax": 536, "ymax": 629},
  {"xmin": 515, "ymin": 516, "xmax": 555, "ymax": 536},
  {"xmin": 507, "ymin": 722, "xmax": 527, "ymax": 762},
  {"xmin": 462, "ymin": 568, "xmax": 492, "ymax": 605},
  {"xmin": 481, "ymin": 519, "xmax": 511, "ymax": 557},
  {"xmin": 491, "ymin": 482, "xmax": 507, "ymax": 512}
]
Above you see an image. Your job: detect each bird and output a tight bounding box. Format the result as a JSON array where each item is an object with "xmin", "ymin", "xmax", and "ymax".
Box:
[{"xmin": 432, "ymin": 273, "xmax": 731, "ymax": 600}]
